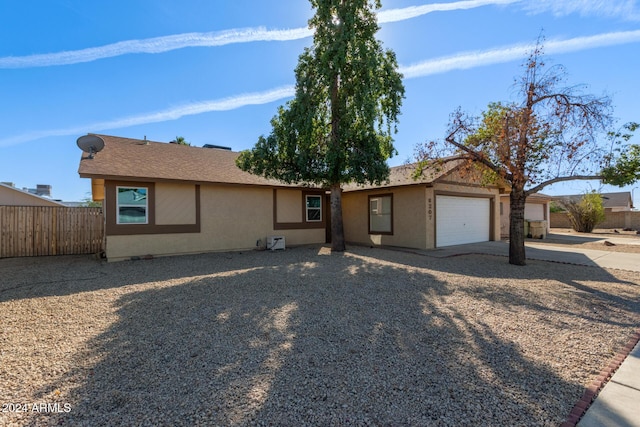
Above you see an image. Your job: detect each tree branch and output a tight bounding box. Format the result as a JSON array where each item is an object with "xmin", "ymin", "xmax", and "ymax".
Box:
[
  {"xmin": 525, "ymin": 174, "xmax": 602, "ymax": 196},
  {"xmin": 444, "ymin": 135, "xmax": 513, "ymax": 181}
]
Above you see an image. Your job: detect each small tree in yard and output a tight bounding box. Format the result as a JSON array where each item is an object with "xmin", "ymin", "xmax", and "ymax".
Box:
[
  {"xmin": 236, "ymin": 0, "xmax": 404, "ymax": 252},
  {"xmin": 415, "ymin": 41, "xmax": 639, "ymax": 265},
  {"xmin": 558, "ymin": 192, "xmax": 606, "ymax": 233}
]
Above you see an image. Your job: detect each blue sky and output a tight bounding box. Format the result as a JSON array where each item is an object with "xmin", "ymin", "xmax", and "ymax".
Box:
[{"xmin": 1, "ymin": 0, "xmax": 640, "ymax": 204}]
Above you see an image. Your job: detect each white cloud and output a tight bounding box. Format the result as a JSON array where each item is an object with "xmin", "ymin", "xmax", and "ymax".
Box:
[
  {"xmin": 400, "ymin": 29, "xmax": 640, "ymax": 78},
  {"xmin": 3, "ymin": 29, "xmax": 640, "ymax": 147},
  {"xmin": 378, "ymin": 0, "xmax": 518, "ymax": 23},
  {"xmin": 0, "ymin": 86, "xmax": 294, "ymax": 147},
  {"xmin": 0, "ymin": 0, "xmax": 517, "ymax": 68},
  {"xmin": 522, "ymin": 0, "xmax": 640, "ymax": 20},
  {"xmin": 0, "ymin": 28, "xmax": 313, "ymax": 68}
]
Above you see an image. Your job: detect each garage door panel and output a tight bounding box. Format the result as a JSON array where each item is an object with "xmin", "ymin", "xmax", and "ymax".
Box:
[
  {"xmin": 436, "ymin": 196, "xmax": 490, "ymax": 247},
  {"xmin": 524, "ymin": 203, "xmax": 544, "ymax": 221}
]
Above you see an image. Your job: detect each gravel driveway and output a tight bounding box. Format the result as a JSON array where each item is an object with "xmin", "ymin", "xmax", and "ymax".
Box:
[{"xmin": 2, "ymin": 246, "xmax": 639, "ymax": 426}]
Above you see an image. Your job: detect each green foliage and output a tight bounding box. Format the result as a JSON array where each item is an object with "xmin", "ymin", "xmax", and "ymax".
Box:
[
  {"xmin": 600, "ymin": 122, "xmax": 639, "ymax": 186},
  {"xmin": 549, "ymin": 201, "xmax": 565, "ymax": 213},
  {"xmin": 172, "ymin": 136, "xmax": 190, "ymax": 146},
  {"xmin": 602, "ymin": 143, "xmax": 640, "ymax": 186},
  {"xmin": 237, "ymin": 0, "xmax": 404, "ymax": 187},
  {"xmin": 559, "ymin": 192, "xmax": 605, "ymax": 233}
]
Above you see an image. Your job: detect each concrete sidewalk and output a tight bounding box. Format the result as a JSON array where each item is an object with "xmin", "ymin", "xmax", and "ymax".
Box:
[
  {"xmin": 578, "ymin": 340, "xmax": 640, "ymax": 427},
  {"xmin": 422, "ymin": 240, "xmax": 640, "ymax": 272}
]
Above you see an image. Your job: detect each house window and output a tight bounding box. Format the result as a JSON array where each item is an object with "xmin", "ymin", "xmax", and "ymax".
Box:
[
  {"xmin": 369, "ymin": 194, "xmax": 392, "ymax": 234},
  {"xmin": 306, "ymin": 195, "xmax": 322, "ymax": 222},
  {"xmin": 116, "ymin": 186, "xmax": 148, "ymax": 224}
]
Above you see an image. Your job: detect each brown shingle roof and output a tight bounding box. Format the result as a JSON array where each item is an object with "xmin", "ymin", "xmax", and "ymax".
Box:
[
  {"xmin": 77, "ymin": 134, "xmax": 301, "ymax": 188},
  {"xmin": 342, "ymin": 159, "xmax": 468, "ymax": 191},
  {"xmin": 554, "ymin": 192, "xmax": 633, "ymax": 209}
]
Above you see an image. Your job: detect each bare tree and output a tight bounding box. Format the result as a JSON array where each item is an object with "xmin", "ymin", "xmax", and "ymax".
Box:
[{"xmin": 415, "ymin": 40, "xmax": 637, "ymax": 265}]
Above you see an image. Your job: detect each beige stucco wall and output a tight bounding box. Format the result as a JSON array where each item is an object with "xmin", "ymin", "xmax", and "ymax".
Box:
[
  {"xmin": 343, "ymin": 186, "xmax": 428, "ymax": 249},
  {"xmin": 276, "ymin": 189, "xmax": 302, "ymax": 222},
  {"xmin": 500, "ymin": 195, "xmax": 550, "ymax": 237},
  {"xmin": 344, "ymin": 182, "xmax": 501, "ymax": 251},
  {"xmin": 0, "ymin": 186, "xmax": 64, "ymax": 207},
  {"xmin": 105, "ymin": 184, "xmax": 325, "ymax": 261},
  {"xmin": 155, "ymin": 182, "xmax": 196, "ymax": 225}
]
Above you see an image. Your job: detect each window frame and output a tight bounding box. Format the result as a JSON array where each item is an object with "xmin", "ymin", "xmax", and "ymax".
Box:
[
  {"xmin": 305, "ymin": 194, "xmax": 322, "ymax": 222},
  {"xmin": 116, "ymin": 186, "xmax": 149, "ymax": 225},
  {"xmin": 368, "ymin": 193, "xmax": 393, "ymax": 235}
]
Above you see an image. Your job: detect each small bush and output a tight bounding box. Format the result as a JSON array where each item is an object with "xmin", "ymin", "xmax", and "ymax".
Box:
[{"xmin": 558, "ymin": 192, "xmax": 606, "ymax": 233}]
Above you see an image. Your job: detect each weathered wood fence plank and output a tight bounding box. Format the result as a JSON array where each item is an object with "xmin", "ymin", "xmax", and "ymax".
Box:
[{"xmin": 0, "ymin": 206, "xmax": 103, "ymax": 258}]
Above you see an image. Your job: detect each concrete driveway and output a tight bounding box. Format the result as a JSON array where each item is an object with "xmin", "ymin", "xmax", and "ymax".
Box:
[{"xmin": 424, "ymin": 235, "xmax": 640, "ymax": 272}]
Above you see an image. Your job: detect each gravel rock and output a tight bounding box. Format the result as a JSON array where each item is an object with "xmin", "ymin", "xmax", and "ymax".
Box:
[{"xmin": 1, "ymin": 246, "xmax": 639, "ymax": 426}]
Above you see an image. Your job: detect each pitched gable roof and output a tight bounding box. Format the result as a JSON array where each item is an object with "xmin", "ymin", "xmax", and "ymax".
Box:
[
  {"xmin": 342, "ymin": 159, "xmax": 500, "ymax": 192},
  {"xmin": 77, "ymin": 134, "xmax": 301, "ymax": 188},
  {"xmin": 554, "ymin": 192, "xmax": 633, "ymax": 209}
]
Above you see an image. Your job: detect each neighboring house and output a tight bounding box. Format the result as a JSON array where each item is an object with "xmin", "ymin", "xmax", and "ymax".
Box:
[
  {"xmin": 554, "ymin": 192, "xmax": 634, "ymax": 212},
  {"xmin": 78, "ymin": 134, "xmax": 508, "ymax": 260},
  {"xmin": 341, "ymin": 161, "xmax": 507, "ymax": 249},
  {"xmin": 499, "ymin": 193, "xmax": 552, "ymax": 238},
  {"xmin": 0, "ymin": 182, "xmax": 66, "ymax": 207},
  {"xmin": 78, "ymin": 134, "xmax": 328, "ymax": 261}
]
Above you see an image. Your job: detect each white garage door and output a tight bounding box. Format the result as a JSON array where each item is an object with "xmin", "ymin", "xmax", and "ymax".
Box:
[
  {"xmin": 524, "ymin": 203, "xmax": 544, "ymax": 221},
  {"xmin": 436, "ymin": 195, "xmax": 490, "ymax": 247}
]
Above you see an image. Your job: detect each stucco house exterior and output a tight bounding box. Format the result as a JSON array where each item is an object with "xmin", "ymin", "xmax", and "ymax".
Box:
[
  {"xmin": 341, "ymin": 162, "xmax": 506, "ymax": 249},
  {"xmin": 78, "ymin": 134, "xmax": 508, "ymax": 260},
  {"xmin": 78, "ymin": 135, "xmax": 328, "ymax": 261},
  {"xmin": 499, "ymin": 193, "xmax": 552, "ymax": 238},
  {"xmin": 0, "ymin": 182, "xmax": 66, "ymax": 207}
]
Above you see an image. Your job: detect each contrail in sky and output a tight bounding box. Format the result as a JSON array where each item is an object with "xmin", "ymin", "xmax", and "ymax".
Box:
[
  {"xmin": 0, "ymin": 0, "xmax": 516, "ymax": 68},
  {"xmin": 522, "ymin": 0, "xmax": 640, "ymax": 20},
  {"xmin": 0, "ymin": 0, "xmax": 635, "ymax": 69},
  {"xmin": 378, "ymin": 0, "xmax": 517, "ymax": 22},
  {"xmin": 1, "ymin": 30, "xmax": 639, "ymax": 147},
  {"xmin": 400, "ymin": 29, "xmax": 640, "ymax": 78},
  {"xmin": 0, "ymin": 86, "xmax": 296, "ymax": 147}
]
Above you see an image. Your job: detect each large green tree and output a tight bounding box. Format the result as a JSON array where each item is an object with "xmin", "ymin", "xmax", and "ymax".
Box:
[
  {"xmin": 237, "ymin": 0, "xmax": 404, "ymax": 251},
  {"xmin": 416, "ymin": 42, "xmax": 639, "ymax": 265}
]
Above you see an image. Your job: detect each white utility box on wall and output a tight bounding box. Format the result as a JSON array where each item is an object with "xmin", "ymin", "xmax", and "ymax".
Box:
[{"xmin": 267, "ymin": 236, "xmax": 286, "ymax": 251}]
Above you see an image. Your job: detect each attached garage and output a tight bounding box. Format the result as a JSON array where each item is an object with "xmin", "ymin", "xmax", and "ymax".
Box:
[
  {"xmin": 524, "ymin": 202, "xmax": 545, "ymax": 221},
  {"xmin": 436, "ymin": 195, "xmax": 491, "ymax": 247},
  {"xmin": 341, "ymin": 160, "xmax": 503, "ymax": 251}
]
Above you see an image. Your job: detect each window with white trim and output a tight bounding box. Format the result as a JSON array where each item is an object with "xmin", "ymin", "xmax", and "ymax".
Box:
[
  {"xmin": 305, "ymin": 195, "xmax": 322, "ymax": 222},
  {"xmin": 116, "ymin": 186, "xmax": 148, "ymax": 224},
  {"xmin": 369, "ymin": 194, "xmax": 392, "ymax": 234}
]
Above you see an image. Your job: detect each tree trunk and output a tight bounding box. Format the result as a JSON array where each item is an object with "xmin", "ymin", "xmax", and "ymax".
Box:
[
  {"xmin": 509, "ymin": 189, "xmax": 527, "ymax": 265},
  {"xmin": 330, "ymin": 184, "xmax": 346, "ymax": 252}
]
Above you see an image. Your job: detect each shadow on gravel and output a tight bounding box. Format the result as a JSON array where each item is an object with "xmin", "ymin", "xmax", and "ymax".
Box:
[
  {"xmin": 0, "ymin": 251, "xmax": 286, "ymax": 304},
  {"xmin": 427, "ymin": 249, "xmax": 640, "ymax": 328},
  {"xmin": 20, "ymin": 246, "xmax": 634, "ymax": 426}
]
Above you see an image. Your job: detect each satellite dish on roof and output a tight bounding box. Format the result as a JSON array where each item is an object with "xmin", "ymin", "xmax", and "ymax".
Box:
[{"xmin": 77, "ymin": 135, "xmax": 105, "ymax": 159}]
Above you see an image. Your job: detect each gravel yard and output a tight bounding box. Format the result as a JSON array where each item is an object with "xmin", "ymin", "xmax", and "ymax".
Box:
[{"xmin": 1, "ymin": 246, "xmax": 639, "ymax": 426}]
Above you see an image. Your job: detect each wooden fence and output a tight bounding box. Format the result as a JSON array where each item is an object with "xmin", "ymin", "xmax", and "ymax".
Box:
[{"xmin": 0, "ymin": 206, "xmax": 104, "ymax": 258}]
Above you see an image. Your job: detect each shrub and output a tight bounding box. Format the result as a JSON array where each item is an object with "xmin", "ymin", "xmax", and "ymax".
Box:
[{"xmin": 558, "ymin": 192, "xmax": 606, "ymax": 233}]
